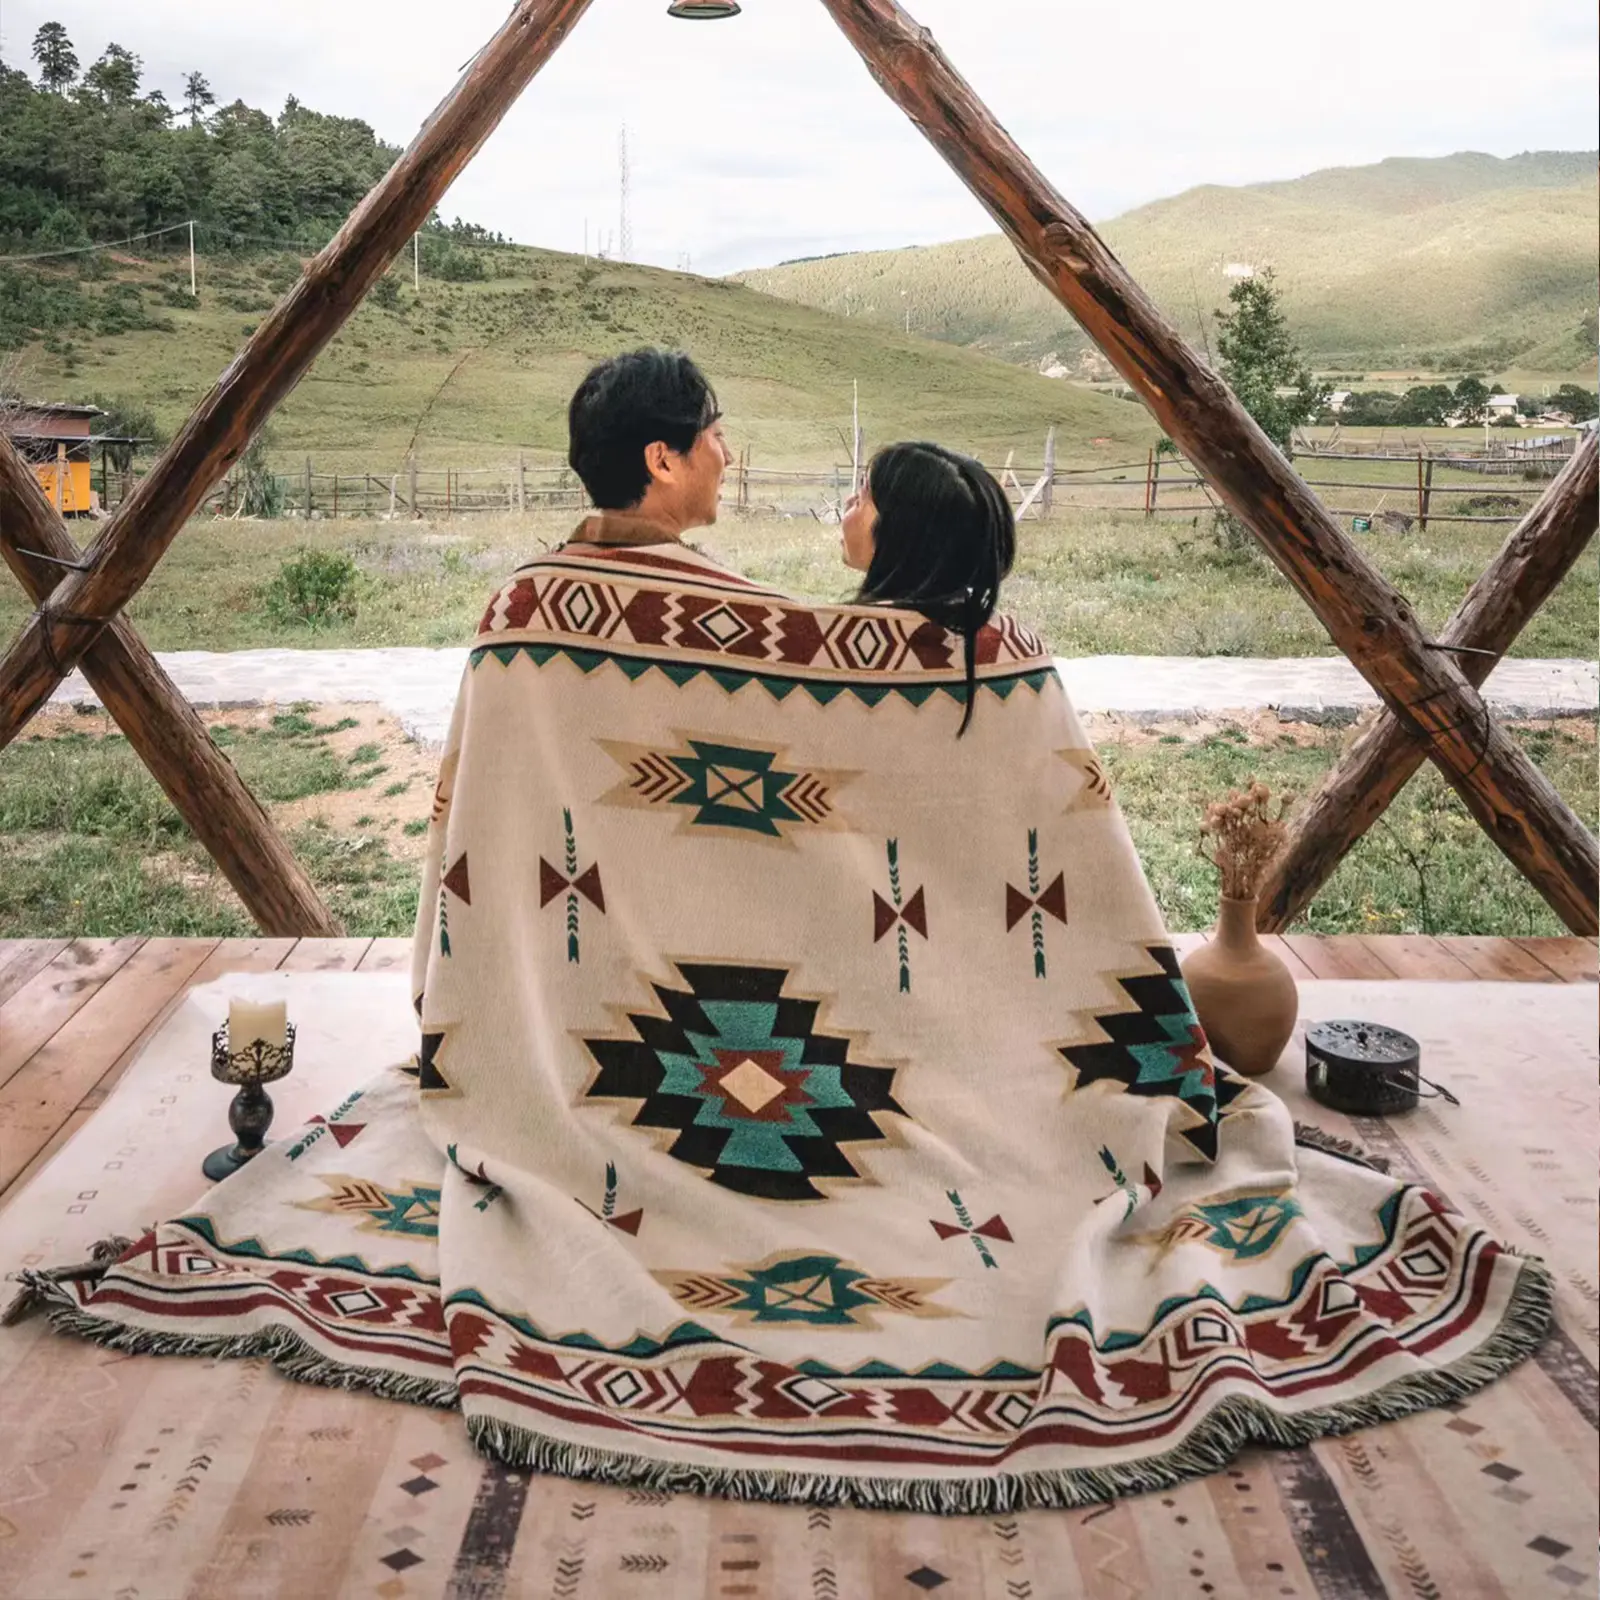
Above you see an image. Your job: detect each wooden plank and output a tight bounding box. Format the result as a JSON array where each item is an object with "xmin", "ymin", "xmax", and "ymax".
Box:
[
  {"xmin": 0, "ymin": 937, "xmax": 220, "ymax": 1194},
  {"xmin": 1512, "ymin": 936, "xmax": 1597, "ymax": 983},
  {"xmin": 0, "ymin": 937, "xmax": 145, "ymax": 1091},
  {"xmin": 0, "ymin": 0, "xmax": 600, "ymax": 747},
  {"xmin": 278, "ymin": 938, "xmax": 375, "ymax": 973},
  {"xmin": 815, "ymin": 0, "xmax": 1597, "ymax": 936},
  {"xmin": 0, "ymin": 939, "xmax": 69, "ymax": 1008},
  {"xmin": 356, "ymin": 938, "xmax": 411, "ymax": 972},
  {"xmin": 1263, "ymin": 934, "xmax": 1318, "ymax": 981},
  {"xmin": 0, "ymin": 440, "xmax": 341, "ymax": 938},
  {"xmin": 1280, "ymin": 934, "xmax": 1397, "ymax": 980},
  {"xmin": 0, "ymin": 940, "xmax": 294, "ymax": 1211},
  {"xmin": 1441, "ymin": 936, "xmax": 1564, "ymax": 982},
  {"xmin": 1357, "ymin": 934, "xmax": 1475, "ymax": 981},
  {"xmin": 1259, "ymin": 434, "xmax": 1599, "ymax": 934},
  {"xmin": 1168, "ymin": 932, "xmax": 1209, "ymax": 958}
]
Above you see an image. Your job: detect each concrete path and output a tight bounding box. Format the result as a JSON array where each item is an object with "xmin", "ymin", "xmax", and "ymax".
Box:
[{"xmin": 44, "ymin": 648, "xmax": 1597, "ymax": 748}]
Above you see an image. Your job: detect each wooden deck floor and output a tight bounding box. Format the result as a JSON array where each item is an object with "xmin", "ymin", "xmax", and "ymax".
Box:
[{"xmin": 0, "ymin": 932, "xmax": 1592, "ymax": 1216}]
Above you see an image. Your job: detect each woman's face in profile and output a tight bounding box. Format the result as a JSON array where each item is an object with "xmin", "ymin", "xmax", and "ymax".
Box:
[{"xmin": 841, "ymin": 481, "xmax": 876, "ymax": 572}]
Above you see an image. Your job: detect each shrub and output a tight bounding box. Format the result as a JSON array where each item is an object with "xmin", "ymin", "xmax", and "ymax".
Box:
[{"xmin": 260, "ymin": 548, "xmax": 360, "ymax": 628}]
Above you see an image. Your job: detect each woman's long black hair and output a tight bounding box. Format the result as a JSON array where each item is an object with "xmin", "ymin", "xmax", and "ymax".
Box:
[{"xmin": 855, "ymin": 442, "xmax": 1016, "ymax": 737}]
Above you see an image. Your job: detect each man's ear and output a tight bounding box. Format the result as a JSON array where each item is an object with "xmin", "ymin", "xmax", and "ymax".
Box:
[{"xmin": 642, "ymin": 440, "xmax": 673, "ymax": 484}]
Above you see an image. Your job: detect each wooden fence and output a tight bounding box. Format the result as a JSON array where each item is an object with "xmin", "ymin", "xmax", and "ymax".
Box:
[{"xmin": 89, "ymin": 438, "xmax": 1577, "ymax": 529}]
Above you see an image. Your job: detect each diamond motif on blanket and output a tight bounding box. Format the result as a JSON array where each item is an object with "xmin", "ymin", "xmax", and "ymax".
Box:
[
  {"xmin": 1398, "ymin": 1244, "xmax": 1451, "ymax": 1280},
  {"xmin": 583, "ymin": 964, "xmax": 905, "ymax": 1201},
  {"xmin": 781, "ymin": 1375, "xmax": 848, "ymax": 1412},
  {"xmin": 328, "ymin": 1286, "xmax": 385, "ymax": 1317},
  {"xmin": 698, "ymin": 604, "xmax": 754, "ymax": 648},
  {"xmin": 602, "ymin": 1370, "xmax": 648, "ymax": 1408}
]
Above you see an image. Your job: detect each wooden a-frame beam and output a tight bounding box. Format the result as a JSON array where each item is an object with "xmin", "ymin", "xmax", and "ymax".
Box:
[
  {"xmin": 1258, "ymin": 431, "xmax": 1598, "ymax": 933},
  {"xmin": 0, "ymin": 437, "xmax": 341, "ymax": 935},
  {"xmin": 816, "ymin": 0, "xmax": 1597, "ymax": 934},
  {"xmin": 0, "ymin": 0, "xmax": 596, "ymax": 750}
]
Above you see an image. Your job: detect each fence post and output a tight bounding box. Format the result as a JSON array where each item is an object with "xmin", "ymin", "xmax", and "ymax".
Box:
[
  {"xmin": 409, "ymin": 453, "xmax": 419, "ymax": 519},
  {"xmin": 445, "ymin": 468, "xmax": 453, "ymax": 520},
  {"xmin": 1420, "ymin": 455, "xmax": 1434, "ymax": 532},
  {"xmin": 1143, "ymin": 447, "xmax": 1154, "ymax": 516},
  {"xmin": 304, "ymin": 457, "xmax": 313, "ymax": 519},
  {"xmin": 1150, "ymin": 451, "xmax": 1161, "ymax": 514},
  {"xmin": 1041, "ymin": 425, "xmax": 1055, "ymax": 517},
  {"xmin": 388, "ymin": 475, "xmax": 398, "ymax": 518}
]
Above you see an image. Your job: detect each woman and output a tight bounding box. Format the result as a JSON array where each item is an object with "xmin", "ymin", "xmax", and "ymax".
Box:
[{"xmin": 842, "ymin": 441, "xmax": 1016, "ymax": 738}]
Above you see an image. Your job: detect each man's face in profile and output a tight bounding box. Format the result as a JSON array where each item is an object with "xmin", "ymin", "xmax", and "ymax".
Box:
[{"xmin": 676, "ymin": 418, "xmax": 730, "ymax": 527}]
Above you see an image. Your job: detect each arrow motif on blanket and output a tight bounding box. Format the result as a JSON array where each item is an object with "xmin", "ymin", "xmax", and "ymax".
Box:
[
  {"xmin": 540, "ymin": 809, "xmax": 605, "ymax": 963},
  {"xmin": 874, "ymin": 840, "xmax": 928, "ymax": 993},
  {"xmin": 1007, "ymin": 830, "xmax": 1066, "ymax": 978},
  {"xmin": 577, "ymin": 1161, "xmax": 644, "ymax": 1236},
  {"xmin": 931, "ymin": 1190, "xmax": 1013, "ymax": 1268}
]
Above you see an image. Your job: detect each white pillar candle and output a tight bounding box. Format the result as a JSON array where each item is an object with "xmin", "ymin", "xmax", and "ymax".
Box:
[{"xmin": 229, "ymin": 997, "xmax": 288, "ymax": 1050}]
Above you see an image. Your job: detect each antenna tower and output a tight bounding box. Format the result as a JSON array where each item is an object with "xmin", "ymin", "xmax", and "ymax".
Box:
[{"xmin": 618, "ymin": 124, "xmax": 633, "ymax": 262}]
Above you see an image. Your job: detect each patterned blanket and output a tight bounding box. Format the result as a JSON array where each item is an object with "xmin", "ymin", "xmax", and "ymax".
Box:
[{"xmin": 30, "ymin": 541, "xmax": 1550, "ymax": 1513}]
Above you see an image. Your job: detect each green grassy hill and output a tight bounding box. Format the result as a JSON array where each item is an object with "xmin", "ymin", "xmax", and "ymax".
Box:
[
  {"xmin": 735, "ymin": 151, "xmax": 1598, "ymax": 377},
  {"xmin": 3, "ymin": 245, "xmax": 1155, "ymax": 472}
]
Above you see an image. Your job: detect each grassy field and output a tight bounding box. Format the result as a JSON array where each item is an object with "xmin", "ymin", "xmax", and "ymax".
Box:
[
  {"xmin": 736, "ymin": 151, "xmax": 1598, "ymax": 376},
  {"xmin": 5, "ymin": 507, "xmax": 1590, "ymax": 660},
  {"xmin": 5, "ymin": 243, "xmax": 1153, "ymax": 475},
  {"xmin": 2, "ymin": 706, "xmax": 1590, "ymax": 941}
]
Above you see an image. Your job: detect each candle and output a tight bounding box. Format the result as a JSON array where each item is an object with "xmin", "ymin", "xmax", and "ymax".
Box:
[{"xmin": 229, "ymin": 997, "xmax": 287, "ymax": 1051}]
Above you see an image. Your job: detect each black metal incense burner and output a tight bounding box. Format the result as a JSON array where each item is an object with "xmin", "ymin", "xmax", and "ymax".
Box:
[
  {"xmin": 1305, "ymin": 1019, "xmax": 1458, "ymax": 1116},
  {"xmin": 203, "ymin": 1024, "xmax": 297, "ymax": 1181}
]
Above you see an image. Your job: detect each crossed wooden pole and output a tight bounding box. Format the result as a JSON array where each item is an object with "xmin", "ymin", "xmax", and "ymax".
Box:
[{"xmin": 0, "ymin": 0, "xmax": 1594, "ymax": 937}]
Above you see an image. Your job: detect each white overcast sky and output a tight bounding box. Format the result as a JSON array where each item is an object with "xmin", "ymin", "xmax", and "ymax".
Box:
[{"xmin": 1, "ymin": 0, "xmax": 1594, "ymax": 274}]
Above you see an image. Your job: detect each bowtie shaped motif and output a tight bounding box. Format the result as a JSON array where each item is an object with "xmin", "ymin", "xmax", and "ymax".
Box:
[
  {"xmin": 872, "ymin": 885, "xmax": 928, "ymax": 943},
  {"xmin": 539, "ymin": 859, "xmax": 606, "ymax": 911},
  {"xmin": 1005, "ymin": 872, "xmax": 1066, "ymax": 932}
]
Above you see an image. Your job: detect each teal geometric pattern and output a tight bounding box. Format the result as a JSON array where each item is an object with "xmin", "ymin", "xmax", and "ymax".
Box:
[
  {"xmin": 1059, "ymin": 945, "xmax": 1246, "ymax": 1162},
  {"xmin": 723, "ymin": 1254, "xmax": 885, "ymax": 1326},
  {"xmin": 1182, "ymin": 1194, "xmax": 1304, "ymax": 1260},
  {"xmin": 668, "ymin": 740, "xmax": 804, "ymax": 837},
  {"xmin": 583, "ymin": 963, "xmax": 905, "ymax": 1201}
]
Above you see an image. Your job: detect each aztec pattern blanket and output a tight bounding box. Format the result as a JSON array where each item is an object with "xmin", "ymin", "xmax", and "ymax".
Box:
[{"xmin": 31, "ymin": 540, "xmax": 1551, "ymax": 1513}]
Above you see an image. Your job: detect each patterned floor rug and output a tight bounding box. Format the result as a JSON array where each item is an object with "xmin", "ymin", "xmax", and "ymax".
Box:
[{"xmin": 0, "ymin": 972, "xmax": 1593, "ymax": 1597}]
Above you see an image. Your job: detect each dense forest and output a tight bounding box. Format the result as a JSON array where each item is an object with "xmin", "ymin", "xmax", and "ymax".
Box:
[
  {"xmin": 0, "ymin": 23, "xmax": 511, "ymax": 352},
  {"xmin": 0, "ymin": 24, "xmax": 411, "ymax": 252}
]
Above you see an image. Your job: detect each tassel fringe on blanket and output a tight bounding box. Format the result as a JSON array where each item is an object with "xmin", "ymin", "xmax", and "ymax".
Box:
[{"xmin": 21, "ymin": 540, "xmax": 1554, "ymax": 1512}]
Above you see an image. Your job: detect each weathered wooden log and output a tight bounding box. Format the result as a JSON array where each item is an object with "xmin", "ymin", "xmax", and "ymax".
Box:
[
  {"xmin": 0, "ymin": 437, "xmax": 341, "ymax": 937},
  {"xmin": 815, "ymin": 0, "xmax": 1597, "ymax": 934},
  {"xmin": 1259, "ymin": 432, "xmax": 1598, "ymax": 932},
  {"xmin": 0, "ymin": 0, "xmax": 596, "ymax": 747}
]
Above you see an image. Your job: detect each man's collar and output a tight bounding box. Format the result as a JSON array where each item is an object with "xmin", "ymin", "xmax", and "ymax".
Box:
[{"xmin": 569, "ymin": 511, "xmax": 684, "ymax": 548}]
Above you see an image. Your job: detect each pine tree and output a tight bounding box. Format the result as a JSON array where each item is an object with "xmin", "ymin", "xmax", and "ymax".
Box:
[
  {"xmin": 31, "ymin": 22, "xmax": 78, "ymax": 92},
  {"xmin": 182, "ymin": 71, "xmax": 215, "ymax": 125},
  {"xmin": 1214, "ymin": 270, "xmax": 1327, "ymax": 453}
]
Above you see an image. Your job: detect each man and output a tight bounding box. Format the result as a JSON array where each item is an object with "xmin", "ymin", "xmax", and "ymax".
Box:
[{"xmin": 565, "ymin": 348, "xmax": 730, "ymax": 548}]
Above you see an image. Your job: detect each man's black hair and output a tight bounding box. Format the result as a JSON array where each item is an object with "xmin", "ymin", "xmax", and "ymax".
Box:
[{"xmin": 567, "ymin": 349, "xmax": 720, "ymax": 509}]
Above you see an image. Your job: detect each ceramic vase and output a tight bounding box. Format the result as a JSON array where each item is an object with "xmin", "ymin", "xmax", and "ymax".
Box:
[{"xmin": 1180, "ymin": 895, "xmax": 1299, "ymax": 1077}]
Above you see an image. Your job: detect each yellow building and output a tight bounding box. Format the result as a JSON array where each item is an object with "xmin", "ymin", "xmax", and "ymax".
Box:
[{"xmin": 1, "ymin": 400, "xmax": 145, "ymax": 516}]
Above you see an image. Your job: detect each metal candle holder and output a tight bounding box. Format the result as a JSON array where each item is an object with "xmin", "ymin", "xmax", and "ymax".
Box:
[{"xmin": 203, "ymin": 1023, "xmax": 297, "ymax": 1181}]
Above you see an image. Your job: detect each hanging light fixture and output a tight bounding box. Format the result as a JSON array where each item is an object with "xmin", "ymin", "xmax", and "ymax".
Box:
[{"xmin": 666, "ymin": 0, "xmax": 741, "ymax": 16}]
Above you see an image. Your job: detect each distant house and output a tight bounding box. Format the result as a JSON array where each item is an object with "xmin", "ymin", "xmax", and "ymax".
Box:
[
  {"xmin": 1, "ymin": 400, "xmax": 145, "ymax": 514},
  {"xmin": 1485, "ymin": 394, "xmax": 1520, "ymax": 422},
  {"xmin": 1327, "ymin": 390, "xmax": 1352, "ymax": 413}
]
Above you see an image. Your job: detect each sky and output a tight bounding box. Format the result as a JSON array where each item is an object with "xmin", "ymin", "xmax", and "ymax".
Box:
[{"xmin": 2, "ymin": 0, "xmax": 1595, "ymax": 275}]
